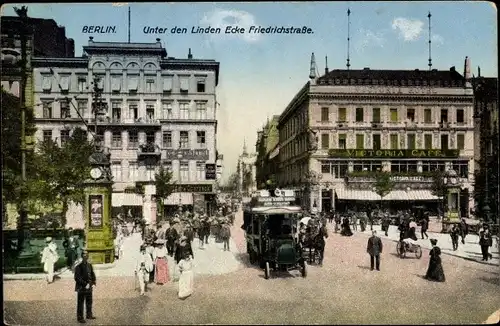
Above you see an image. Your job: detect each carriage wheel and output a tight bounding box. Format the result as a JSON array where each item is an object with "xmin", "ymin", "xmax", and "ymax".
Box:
[
  {"xmin": 300, "ymin": 260, "xmax": 307, "ymax": 278},
  {"xmin": 415, "ymin": 245, "xmax": 423, "ymax": 259},
  {"xmin": 264, "ymin": 261, "xmax": 271, "ymax": 279}
]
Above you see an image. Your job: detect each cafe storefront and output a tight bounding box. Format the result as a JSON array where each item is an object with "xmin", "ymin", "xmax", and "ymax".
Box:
[{"xmin": 318, "ymin": 149, "xmax": 473, "ymax": 215}]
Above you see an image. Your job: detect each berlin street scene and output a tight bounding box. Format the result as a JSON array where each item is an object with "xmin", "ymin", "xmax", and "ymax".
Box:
[{"xmin": 2, "ymin": 2, "xmax": 499, "ymax": 325}]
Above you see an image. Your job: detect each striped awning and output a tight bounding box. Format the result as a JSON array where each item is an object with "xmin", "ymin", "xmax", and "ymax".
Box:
[
  {"xmin": 112, "ymin": 193, "xmax": 144, "ymax": 207},
  {"xmin": 335, "ymin": 189, "xmax": 439, "ymax": 201},
  {"xmin": 335, "ymin": 189, "xmax": 381, "ymax": 201},
  {"xmin": 164, "ymin": 193, "xmax": 193, "ymax": 205}
]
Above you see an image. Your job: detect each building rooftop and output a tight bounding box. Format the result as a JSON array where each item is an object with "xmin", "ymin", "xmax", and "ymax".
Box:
[{"xmin": 317, "ymin": 67, "xmax": 466, "ymax": 87}]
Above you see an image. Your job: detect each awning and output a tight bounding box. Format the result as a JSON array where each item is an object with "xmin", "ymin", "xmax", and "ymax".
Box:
[
  {"xmin": 335, "ymin": 189, "xmax": 439, "ymax": 201},
  {"xmin": 335, "ymin": 189, "xmax": 381, "ymax": 201},
  {"xmin": 112, "ymin": 193, "xmax": 143, "ymax": 207},
  {"xmin": 164, "ymin": 193, "xmax": 193, "ymax": 205}
]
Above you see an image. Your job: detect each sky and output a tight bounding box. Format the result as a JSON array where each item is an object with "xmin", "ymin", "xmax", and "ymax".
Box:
[{"xmin": 1, "ymin": 2, "xmax": 497, "ymax": 182}]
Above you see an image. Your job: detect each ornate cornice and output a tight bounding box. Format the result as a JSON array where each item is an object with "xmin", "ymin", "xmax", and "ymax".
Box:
[
  {"xmin": 278, "ymin": 82, "xmax": 310, "ymax": 126},
  {"xmin": 309, "ymin": 92, "xmax": 473, "ymax": 104}
]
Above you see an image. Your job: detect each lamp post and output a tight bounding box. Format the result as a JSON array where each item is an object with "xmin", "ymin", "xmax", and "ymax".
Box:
[{"xmin": 442, "ymin": 169, "xmax": 461, "ymax": 232}]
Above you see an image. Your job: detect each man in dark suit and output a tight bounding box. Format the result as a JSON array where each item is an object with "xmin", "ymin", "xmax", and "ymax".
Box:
[
  {"xmin": 367, "ymin": 230, "xmax": 383, "ymax": 271},
  {"xmin": 74, "ymin": 250, "xmax": 96, "ymax": 323}
]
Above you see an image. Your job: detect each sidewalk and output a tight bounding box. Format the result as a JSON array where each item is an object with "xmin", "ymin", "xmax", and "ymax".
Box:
[
  {"xmin": 4, "ymin": 229, "xmax": 244, "ymax": 281},
  {"xmin": 333, "ymin": 220, "xmax": 499, "ymax": 266}
]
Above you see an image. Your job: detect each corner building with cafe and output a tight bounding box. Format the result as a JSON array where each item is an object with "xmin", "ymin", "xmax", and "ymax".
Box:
[{"xmin": 276, "ymin": 56, "xmax": 475, "ymax": 217}]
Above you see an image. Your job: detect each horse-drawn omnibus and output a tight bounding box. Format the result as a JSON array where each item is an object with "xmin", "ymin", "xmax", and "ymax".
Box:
[{"xmin": 242, "ymin": 189, "xmax": 306, "ymax": 279}]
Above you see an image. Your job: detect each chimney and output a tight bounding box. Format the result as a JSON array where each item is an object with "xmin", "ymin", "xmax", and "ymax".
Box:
[
  {"xmin": 89, "ymin": 36, "xmax": 94, "ymax": 43},
  {"xmin": 478, "ymin": 66, "xmax": 481, "ymax": 77},
  {"xmin": 325, "ymin": 55, "xmax": 329, "ymax": 75},
  {"xmin": 188, "ymin": 48, "xmax": 192, "ymax": 59},
  {"xmin": 464, "ymin": 56, "xmax": 472, "ymax": 88},
  {"xmin": 309, "ymin": 52, "xmax": 316, "ymax": 80},
  {"xmin": 156, "ymin": 38, "xmax": 161, "ymax": 43}
]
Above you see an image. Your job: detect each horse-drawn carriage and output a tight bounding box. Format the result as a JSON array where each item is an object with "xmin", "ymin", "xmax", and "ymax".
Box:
[
  {"xmin": 242, "ymin": 189, "xmax": 306, "ymax": 279},
  {"xmin": 299, "ymin": 216, "xmax": 328, "ymax": 265},
  {"xmin": 396, "ymin": 238, "xmax": 423, "ymax": 259}
]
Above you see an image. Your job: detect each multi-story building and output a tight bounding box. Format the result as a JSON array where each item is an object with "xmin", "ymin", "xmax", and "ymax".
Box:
[
  {"xmin": 473, "ymin": 75, "xmax": 498, "ymax": 220},
  {"xmin": 32, "ymin": 37, "xmax": 220, "ymax": 224},
  {"xmin": 255, "ymin": 115, "xmax": 280, "ymax": 188},
  {"xmin": 276, "ymin": 54, "xmax": 475, "ymax": 216}
]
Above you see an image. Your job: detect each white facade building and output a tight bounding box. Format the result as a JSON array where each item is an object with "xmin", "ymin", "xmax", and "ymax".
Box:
[{"xmin": 32, "ymin": 38, "xmax": 220, "ymax": 224}]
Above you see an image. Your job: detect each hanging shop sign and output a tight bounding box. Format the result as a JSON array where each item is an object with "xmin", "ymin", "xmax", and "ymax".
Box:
[
  {"xmin": 205, "ymin": 163, "xmax": 216, "ymax": 180},
  {"xmin": 328, "ymin": 149, "xmax": 459, "ymax": 159},
  {"xmin": 172, "ymin": 184, "xmax": 213, "ymax": 193}
]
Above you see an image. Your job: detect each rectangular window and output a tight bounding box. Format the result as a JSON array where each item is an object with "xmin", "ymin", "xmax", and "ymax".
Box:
[
  {"xmin": 145, "ymin": 131, "xmax": 155, "ymax": 144},
  {"xmin": 321, "ymin": 107, "xmax": 329, "ymax": 122},
  {"xmin": 440, "ymin": 134, "xmax": 449, "ymax": 150},
  {"xmin": 321, "ymin": 163, "xmax": 330, "ymax": 174},
  {"xmin": 407, "ymin": 134, "xmax": 416, "ymax": 149},
  {"xmin": 407, "ymin": 108, "xmax": 415, "ymax": 121},
  {"xmin": 112, "ymin": 132, "xmax": 122, "ymax": 148},
  {"xmin": 338, "ymin": 134, "xmax": 346, "ymax": 149},
  {"xmin": 43, "ymin": 130, "xmax": 52, "ymax": 142},
  {"xmin": 163, "ymin": 77, "xmax": 173, "ymax": 92},
  {"xmin": 162, "ymin": 160, "xmax": 172, "ymax": 172},
  {"xmin": 321, "ymin": 134, "xmax": 329, "ymax": 149},
  {"xmin": 111, "ymin": 76, "xmax": 121, "ymax": 92},
  {"xmin": 338, "ymin": 108, "xmax": 346, "ymax": 122},
  {"xmin": 457, "ymin": 134, "xmax": 465, "ymax": 150},
  {"xmin": 43, "ymin": 102, "xmax": 52, "ymax": 118},
  {"xmin": 77, "ymin": 101, "xmax": 87, "ymax": 119},
  {"xmin": 424, "ymin": 134, "xmax": 433, "ymax": 149},
  {"xmin": 424, "ymin": 109, "xmax": 432, "ymax": 123},
  {"xmin": 456, "ymin": 109, "xmax": 464, "ymax": 124},
  {"xmin": 111, "ymin": 162, "xmax": 122, "ymax": 182},
  {"xmin": 162, "ymin": 102, "xmax": 173, "ymax": 119},
  {"xmin": 128, "ymin": 162, "xmax": 138, "ymax": 182},
  {"xmin": 390, "ymin": 134, "xmax": 398, "ymax": 149},
  {"xmin": 60, "ymin": 100, "xmax": 70, "ymax": 119},
  {"xmin": 196, "ymin": 161, "xmax": 205, "ymax": 180},
  {"xmin": 129, "ymin": 103, "xmax": 138, "ymax": 120},
  {"xmin": 128, "ymin": 75, "xmax": 138, "ymax": 92},
  {"xmin": 145, "ymin": 78, "xmax": 155, "ymax": 93},
  {"xmin": 78, "ymin": 78, "xmax": 86, "ymax": 92},
  {"xmin": 179, "ymin": 77, "xmax": 189, "ymax": 92},
  {"xmin": 356, "ymin": 134, "xmax": 364, "ymax": 149},
  {"xmin": 162, "ymin": 131, "xmax": 172, "ymax": 148},
  {"xmin": 180, "ymin": 161, "xmax": 189, "ymax": 182},
  {"xmin": 146, "ymin": 103, "xmax": 155, "ymax": 121},
  {"xmin": 179, "ymin": 102, "xmax": 190, "ymax": 119},
  {"xmin": 196, "ymin": 79, "xmax": 205, "ymax": 93},
  {"xmin": 128, "ymin": 132, "xmax": 138, "ymax": 149},
  {"xmin": 146, "ymin": 165, "xmax": 156, "ymax": 181},
  {"xmin": 111, "ymin": 102, "xmax": 121, "ymax": 122},
  {"xmin": 42, "ymin": 75, "xmax": 52, "ymax": 91},
  {"xmin": 60, "ymin": 129, "xmax": 70, "ymax": 145},
  {"xmin": 197, "ymin": 131, "xmax": 206, "ymax": 148},
  {"xmin": 355, "ymin": 108, "xmax": 364, "ymax": 122},
  {"xmin": 179, "ymin": 131, "xmax": 189, "ymax": 148},
  {"xmin": 440, "ymin": 109, "xmax": 448, "ymax": 123},
  {"xmin": 372, "ymin": 108, "xmax": 381, "ymax": 123},
  {"xmin": 390, "ymin": 108, "xmax": 398, "ymax": 122},
  {"xmin": 59, "ymin": 75, "xmax": 70, "ymax": 92},
  {"xmin": 196, "ymin": 102, "xmax": 207, "ymax": 120},
  {"xmin": 373, "ymin": 134, "xmax": 381, "ymax": 150}
]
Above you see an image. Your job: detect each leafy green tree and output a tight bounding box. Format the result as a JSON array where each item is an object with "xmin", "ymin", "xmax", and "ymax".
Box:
[
  {"xmin": 154, "ymin": 166, "xmax": 175, "ymax": 222},
  {"xmin": 373, "ymin": 172, "xmax": 394, "ymax": 209},
  {"xmin": 431, "ymin": 171, "xmax": 447, "ymax": 218},
  {"xmin": 33, "ymin": 127, "xmax": 95, "ymax": 226}
]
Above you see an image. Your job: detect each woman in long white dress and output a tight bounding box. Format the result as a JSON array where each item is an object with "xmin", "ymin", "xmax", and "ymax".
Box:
[{"xmin": 177, "ymin": 236, "xmax": 194, "ymax": 299}]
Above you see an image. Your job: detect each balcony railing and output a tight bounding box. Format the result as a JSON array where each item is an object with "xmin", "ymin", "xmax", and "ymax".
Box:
[{"xmin": 137, "ymin": 142, "xmax": 161, "ymax": 157}]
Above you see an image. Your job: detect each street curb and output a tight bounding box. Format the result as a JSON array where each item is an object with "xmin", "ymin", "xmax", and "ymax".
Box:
[
  {"xmin": 484, "ymin": 309, "xmax": 500, "ymax": 324},
  {"xmin": 354, "ymin": 230, "xmax": 499, "ymax": 267}
]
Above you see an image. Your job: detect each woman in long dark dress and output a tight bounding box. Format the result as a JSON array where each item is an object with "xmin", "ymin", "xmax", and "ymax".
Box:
[
  {"xmin": 340, "ymin": 216, "xmax": 353, "ymax": 237},
  {"xmin": 425, "ymin": 239, "xmax": 445, "ymax": 282}
]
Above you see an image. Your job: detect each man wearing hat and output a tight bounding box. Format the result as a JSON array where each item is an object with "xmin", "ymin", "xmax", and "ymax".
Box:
[
  {"xmin": 41, "ymin": 237, "xmax": 59, "ymax": 284},
  {"xmin": 74, "ymin": 250, "xmax": 97, "ymax": 322}
]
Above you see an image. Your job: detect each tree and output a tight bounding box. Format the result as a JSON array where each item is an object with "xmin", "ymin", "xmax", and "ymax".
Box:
[
  {"xmin": 373, "ymin": 172, "xmax": 394, "ymax": 209},
  {"xmin": 431, "ymin": 171, "xmax": 447, "ymax": 219},
  {"xmin": 154, "ymin": 166, "xmax": 175, "ymax": 222},
  {"xmin": 33, "ymin": 127, "xmax": 95, "ymax": 226}
]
